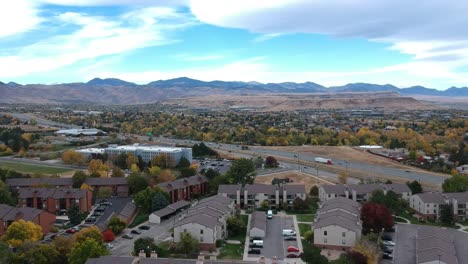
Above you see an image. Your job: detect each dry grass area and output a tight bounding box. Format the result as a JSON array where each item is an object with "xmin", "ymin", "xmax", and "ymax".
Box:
[
  {"xmin": 255, "ymin": 171, "xmax": 331, "ymax": 191},
  {"xmin": 263, "ymin": 145, "xmax": 441, "ymax": 174}
]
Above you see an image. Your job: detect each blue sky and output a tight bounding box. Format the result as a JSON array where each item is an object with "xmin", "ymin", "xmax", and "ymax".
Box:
[{"xmin": 1, "ymin": 1, "xmax": 468, "ymax": 89}]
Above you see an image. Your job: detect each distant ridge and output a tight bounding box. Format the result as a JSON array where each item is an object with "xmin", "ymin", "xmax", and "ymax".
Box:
[{"xmin": 1, "ymin": 77, "xmax": 467, "ymax": 105}]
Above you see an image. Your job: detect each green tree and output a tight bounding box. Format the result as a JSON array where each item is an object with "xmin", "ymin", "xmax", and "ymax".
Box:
[
  {"xmin": 225, "ymin": 158, "xmax": 256, "ymax": 185},
  {"xmin": 440, "ymin": 204, "xmax": 454, "ymax": 226},
  {"xmin": 127, "ymin": 173, "xmax": 149, "ymax": 195},
  {"xmin": 11, "ymin": 241, "xmax": 60, "ymax": 264},
  {"xmin": 260, "ymin": 200, "xmax": 270, "ymax": 210},
  {"xmin": 68, "ymin": 203, "xmax": 81, "ymax": 225},
  {"xmin": 293, "ymin": 197, "xmax": 309, "ymax": 211},
  {"xmin": 134, "ymin": 237, "xmax": 167, "ymax": 258},
  {"xmin": 0, "ymin": 180, "xmax": 15, "ymax": 205},
  {"xmin": 301, "ymin": 243, "xmax": 329, "ymax": 264},
  {"xmin": 369, "ymin": 190, "xmax": 404, "ymax": 215},
  {"xmin": 72, "ymin": 171, "xmax": 88, "ymax": 188},
  {"xmin": 96, "ymin": 186, "xmax": 113, "ymax": 198},
  {"xmin": 204, "ymin": 168, "xmax": 220, "ymax": 179},
  {"xmin": 113, "ymin": 153, "xmax": 128, "ymax": 169},
  {"xmin": 176, "ymin": 233, "xmax": 199, "ymax": 257},
  {"xmin": 227, "ymin": 216, "xmax": 246, "ymax": 236},
  {"xmin": 303, "ymin": 230, "xmax": 314, "ymax": 243},
  {"xmin": 68, "ymin": 238, "xmax": 109, "ymax": 264},
  {"xmin": 265, "ymin": 156, "xmax": 278, "ymax": 168},
  {"xmin": 0, "ymin": 241, "xmax": 12, "ymax": 264},
  {"xmin": 309, "ymin": 186, "xmax": 319, "ymax": 197},
  {"xmin": 177, "ymin": 157, "xmax": 191, "ymax": 168},
  {"xmin": 443, "ymin": 174, "xmax": 468, "ymax": 193},
  {"xmin": 111, "ymin": 167, "xmax": 125, "ymax": 177},
  {"xmin": 152, "ymin": 191, "xmax": 170, "ymax": 212},
  {"xmin": 107, "ymin": 216, "xmax": 127, "ymax": 235},
  {"xmin": 407, "ymin": 180, "xmax": 423, "ymax": 194},
  {"xmin": 134, "ymin": 186, "xmax": 169, "ymax": 214},
  {"xmin": 151, "ymin": 155, "xmax": 169, "ymax": 168},
  {"xmin": 180, "ymin": 167, "xmax": 197, "ymax": 178}
]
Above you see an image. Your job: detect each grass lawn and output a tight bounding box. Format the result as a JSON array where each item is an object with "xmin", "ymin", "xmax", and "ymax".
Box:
[
  {"xmin": 296, "ymin": 214, "xmax": 314, "ymax": 222},
  {"xmin": 298, "ymin": 223, "xmax": 312, "ymax": 236},
  {"xmin": 218, "ymin": 243, "xmax": 244, "ymax": 260},
  {"xmin": 128, "ymin": 211, "xmax": 149, "ymax": 228},
  {"xmin": 227, "ymin": 215, "xmax": 248, "ymax": 242},
  {"xmin": 464, "ymin": 228, "xmax": 468, "ymax": 232},
  {"xmin": 0, "ymin": 160, "xmax": 72, "ymax": 174}
]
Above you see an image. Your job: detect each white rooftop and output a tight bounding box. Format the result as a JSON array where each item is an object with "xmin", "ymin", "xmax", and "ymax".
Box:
[{"xmin": 106, "ymin": 144, "xmax": 186, "ymax": 153}]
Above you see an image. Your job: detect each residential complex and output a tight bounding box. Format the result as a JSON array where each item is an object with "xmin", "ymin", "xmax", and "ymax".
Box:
[
  {"xmin": 217, "ymin": 183, "xmax": 306, "ymax": 209},
  {"xmin": 18, "ymin": 187, "xmax": 93, "ymax": 214},
  {"xmin": 313, "ymin": 197, "xmax": 362, "ymax": 252},
  {"xmin": 77, "ymin": 144, "xmax": 192, "ymax": 166},
  {"xmin": 158, "ymin": 175, "xmax": 208, "ymax": 203},
  {"xmin": 0, "ymin": 204, "xmax": 56, "ymax": 235},
  {"xmin": 249, "ymin": 211, "xmax": 266, "ymax": 238},
  {"xmin": 319, "ymin": 183, "xmax": 412, "ymax": 202},
  {"xmin": 409, "ymin": 192, "xmax": 468, "ymax": 221},
  {"xmin": 173, "ymin": 195, "xmax": 235, "ymax": 249}
]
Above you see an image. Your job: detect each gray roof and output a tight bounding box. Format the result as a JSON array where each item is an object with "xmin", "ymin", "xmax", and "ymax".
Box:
[
  {"xmin": 417, "ymin": 228, "xmax": 458, "ymax": 264},
  {"xmin": 443, "ymin": 192, "xmax": 468, "ymax": 204},
  {"xmin": 321, "ymin": 196, "xmax": 360, "ymax": 208},
  {"xmin": 18, "ymin": 187, "xmax": 87, "ymax": 199},
  {"xmin": 250, "ymin": 211, "xmax": 266, "ymax": 231},
  {"xmin": 314, "ymin": 215, "xmax": 361, "ymax": 233},
  {"xmin": 197, "ymin": 194, "xmax": 233, "ymax": 206},
  {"xmin": 384, "ymin": 183, "xmax": 412, "ymax": 194},
  {"xmin": 152, "ymin": 207, "xmax": 174, "ymax": 218},
  {"xmin": 320, "ymin": 184, "xmax": 347, "ymax": 195},
  {"xmin": 158, "ymin": 175, "xmax": 207, "ymax": 191},
  {"xmin": 218, "ymin": 184, "xmax": 241, "ymax": 195},
  {"xmin": 245, "ymin": 184, "xmax": 278, "ymax": 195},
  {"xmin": 317, "ymin": 209, "xmax": 359, "ymax": 223},
  {"xmin": 320, "ymin": 200, "xmax": 360, "ymax": 216},
  {"xmin": 6, "ymin": 177, "xmax": 72, "ymax": 187},
  {"xmin": 414, "ymin": 192, "xmax": 446, "ymax": 204},
  {"xmin": 85, "ymin": 177, "xmax": 128, "ymax": 186},
  {"xmin": 347, "ymin": 184, "xmax": 384, "ymax": 195},
  {"xmin": 282, "ymin": 184, "xmax": 306, "ymax": 194},
  {"xmin": 175, "ymin": 213, "xmax": 222, "ymax": 228},
  {"xmin": 191, "ymin": 201, "xmax": 231, "ymax": 214},
  {"xmin": 0, "ymin": 204, "xmax": 45, "ymax": 222},
  {"xmin": 140, "ymin": 258, "xmax": 256, "ymax": 264},
  {"xmin": 85, "ymin": 256, "xmax": 135, "ymax": 264},
  {"xmin": 187, "ymin": 207, "xmax": 224, "ymax": 219}
]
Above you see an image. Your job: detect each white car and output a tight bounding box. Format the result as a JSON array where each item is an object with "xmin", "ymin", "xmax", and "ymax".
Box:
[
  {"xmin": 383, "ymin": 240, "xmax": 395, "ymax": 246},
  {"xmin": 106, "ymin": 243, "xmax": 114, "ymax": 249}
]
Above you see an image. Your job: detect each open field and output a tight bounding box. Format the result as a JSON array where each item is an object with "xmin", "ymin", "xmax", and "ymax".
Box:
[
  {"xmin": 254, "ymin": 170, "xmax": 331, "ymax": 191},
  {"xmin": 0, "ymin": 160, "xmax": 73, "ymax": 174}
]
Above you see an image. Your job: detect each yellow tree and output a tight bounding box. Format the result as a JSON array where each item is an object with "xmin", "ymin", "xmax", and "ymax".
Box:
[
  {"xmin": 2, "ymin": 219, "xmax": 43, "ymax": 247},
  {"xmin": 338, "ymin": 171, "xmax": 348, "ymax": 184},
  {"xmin": 62, "ymin": 150, "xmax": 84, "ymax": 165},
  {"xmin": 126, "ymin": 154, "xmax": 138, "ymax": 169},
  {"xmin": 157, "ymin": 169, "xmax": 175, "ymax": 183},
  {"xmin": 88, "ymin": 159, "xmax": 109, "ymax": 177},
  {"xmin": 73, "ymin": 226, "xmax": 102, "ymax": 244}
]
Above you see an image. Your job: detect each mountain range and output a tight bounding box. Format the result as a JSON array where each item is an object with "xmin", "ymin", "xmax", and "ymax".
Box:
[{"xmin": 0, "ymin": 77, "xmax": 467, "ymax": 105}]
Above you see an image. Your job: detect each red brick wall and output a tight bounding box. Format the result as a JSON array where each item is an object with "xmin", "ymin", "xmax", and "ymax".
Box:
[{"xmin": 36, "ymin": 211, "xmax": 56, "ymax": 234}]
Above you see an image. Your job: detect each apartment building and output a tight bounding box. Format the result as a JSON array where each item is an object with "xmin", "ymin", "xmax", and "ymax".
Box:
[
  {"xmin": 314, "ymin": 198, "xmax": 362, "ymax": 252},
  {"xmin": 173, "ymin": 195, "xmax": 234, "ymax": 249},
  {"xmin": 158, "ymin": 175, "xmax": 208, "ymax": 203},
  {"xmin": 410, "ymin": 192, "xmax": 468, "ymax": 221},
  {"xmin": 319, "ymin": 185, "xmax": 347, "ymax": 201},
  {"xmin": 18, "ymin": 187, "xmax": 93, "ymax": 214},
  {"xmin": 0, "ymin": 204, "xmax": 56, "ymax": 235},
  {"xmin": 444, "ymin": 192, "xmax": 468, "ymax": 221},
  {"xmin": 218, "ymin": 183, "xmax": 306, "ymax": 209},
  {"xmin": 319, "ymin": 183, "xmax": 412, "ymax": 202}
]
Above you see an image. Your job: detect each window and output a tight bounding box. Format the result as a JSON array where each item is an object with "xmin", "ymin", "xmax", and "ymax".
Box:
[
  {"xmin": 324, "ymin": 231, "xmax": 327, "ymax": 236},
  {"xmin": 342, "ymin": 232, "xmax": 346, "ymax": 237},
  {"xmin": 342, "ymin": 239, "xmax": 346, "ymax": 245},
  {"xmin": 200, "ymin": 229, "xmax": 204, "ymax": 234},
  {"xmin": 184, "ymin": 229, "xmax": 186, "ymax": 233},
  {"xmin": 324, "ymin": 238, "xmax": 327, "ymax": 243},
  {"xmin": 200, "ymin": 237, "xmax": 203, "ymax": 242}
]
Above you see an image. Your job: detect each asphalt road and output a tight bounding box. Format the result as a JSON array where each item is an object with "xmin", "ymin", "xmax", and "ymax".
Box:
[
  {"xmin": 1, "ymin": 112, "xmax": 79, "ymax": 129},
  {"xmin": 0, "ymin": 156, "xmax": 86, "ymax": 170}
]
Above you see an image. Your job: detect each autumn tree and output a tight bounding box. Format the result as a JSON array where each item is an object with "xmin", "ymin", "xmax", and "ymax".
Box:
[
  {"xmin": 111, "ymin": 167, "xmax": 125, "ymax": 177},
  {"xmin": 265, "ymin": 156, "xmax": 279, "ymax": 168},
  {"xmin": 310, "ymin": 186, "xmax": 319, "ymax": 197},
  {"xmin": 107, "ymin": 216, "xmax": 126, "ymax": 235},
  {"xmin": 52, "ymin": 236, "xmax": 74, "ymax": 264},
  {"xmin": 102, "ymin": 230, "xmax": 115, "ymax": 242},
  {"xmin": 73, "ymin": 226, "xmax": 103, "ymax": 244},
  {"xmin": 62, "ymin": 150, "xmax": 84, "ymax": 165},
  {"xmin": 2, "ymin": 220, "xmax": 43, "ymax": 247},
  {"xmin": 88, "ymin": 159, "xmax": 109, "ymax": 177},
  {"xmin": 360, "ymin": 203, "xmax": 394, "ymax": 234},
  {"xmin": 126, "ymin": 153, "xmax": 139, "ymax": 169},
  {"xmin": 68, "ymin": 238, "xmax": 109, "ymax": 264},
  {"xmin": 11, "ymin": 241, "xmax": 60, "ymax": 264},
  {"xmin": 338, "ymin": 171, "xmax": 348, "ymax": 184},
  {"xmin": 96, "ymin": 187, "xmax": 113, "ymax": 198},
  {"xmin": 157, "ymin": 169, "xmax": 175, "ymax": 183},
  {"xmin": 293, "ymin": 197, "xmax": 309, "ymax": 211}
]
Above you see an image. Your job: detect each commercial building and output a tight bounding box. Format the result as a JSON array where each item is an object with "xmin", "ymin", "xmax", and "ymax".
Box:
[
  {"xmin": 217, "ymin": 183, "xmax": 306, "ymax": 209},
  {"xmin": 173, "ymin": 195, "xmax": 235, "ymax": 249},
  {"xmin": 313, "ymin": 197, "xmax": 362, "ymax": 252},
  {"xmin": 78, "ymin": 144, "xmax": 192, "ymax": 166},
  {"xmin": 17, "ymin": 187, "xmax": 93, "ymax": 214},
  {"xmin": 158, "ymin": 175, "xmax": 208, "ymax": 203},
  {"xmin": 0, "ymin": 204, "xmax": 56, "ymax": 235},
  {"xmin": 55, "ymin": 128, "xmax": 106, "ymax": 136},
  {"xmin": 319, "ymin": 183, "xmax": 412, "ymax": 203}
]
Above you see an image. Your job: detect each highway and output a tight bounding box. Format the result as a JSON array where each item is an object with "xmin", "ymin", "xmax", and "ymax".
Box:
[{"xmin": 1, "ymin": 112, "xmax": 80, "ymax": 129}]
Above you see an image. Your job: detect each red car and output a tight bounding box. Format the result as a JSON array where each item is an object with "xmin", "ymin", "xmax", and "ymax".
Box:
[
  {"xmin": 286, "ymin": 253, "xmax": 301, "ymax": 258},
  {"xmin": 65, "ymin": 229, "xmax": 76, "ymax": 234},
  {"xmin": 287, "ymin": 246, "xmax": 300, "ymax": 252}
]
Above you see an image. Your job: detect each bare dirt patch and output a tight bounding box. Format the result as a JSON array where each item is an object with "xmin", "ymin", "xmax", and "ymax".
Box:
[{"xmin": 255, "ymin": 171, "xmax": 331, "ymax": 191}]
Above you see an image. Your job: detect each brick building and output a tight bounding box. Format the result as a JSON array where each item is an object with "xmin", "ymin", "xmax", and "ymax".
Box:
[
  {"xmin": 18, "ymin": 188, "xmax": 93, "ymax": 214},
  {"xmin": 0, "ymin": 204, "xmax": 56, "ymax": 235},
  {"xmin": 158, "ymin": 175, "xmax": 208, "ymax": 203}
]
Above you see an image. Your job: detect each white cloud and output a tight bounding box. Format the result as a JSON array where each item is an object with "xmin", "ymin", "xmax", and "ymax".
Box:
[
  {"xmin": 0, "ymin": 1, "xmax": 41, "ymax": 38},
  {"xmin": 173, "ymin": 53, "xmax": 225, "ymax": 61},
  {"xmin": 0, "ymin": 7, "xmax": 194, "ymax": 79},
  {"xmin": 35, "ymin": 0, "xmax": 188, "ymax": 7},
  {"xmin": 189, "ymin": 0, "xmax": 468, "ymax": 87}
]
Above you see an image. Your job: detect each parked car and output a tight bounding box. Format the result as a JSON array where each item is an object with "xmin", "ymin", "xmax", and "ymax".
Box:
[
  {"xmin": 65, "ymin": 228, "xmax": 77, "ymax": 234},
  {"xmin": 383, "ymin": 247, "xmax": 393, "ymax": 254},
  {"xmin": 106, "ymin": 243, "xmax": 114, "ymax": 250},
  {"xmin": 287, "ymin": 246, "xmax": 300, "ymax": 252},
  {"xmin": 122, "ymin": 234, "xmax": 134, "ymax": 239},
  {"xmin": 131, "ymin": 230, "xmax": 142, "ymax": 235},
  {"xmin": 92, "ymin": 212, "xmax": 102, "ymax": 217},
  {"xmin": 85, "ymin": 217, "xmax": 96, "ymax": 223},
  {"xmin": 138, "ymin": 225, "xmax": 150, "ymax": 230},
  {"xmin": 284, "ymin": 236, "xmax": 296, "ymax": 241},
  {"xmin": 249, "ymin": 237, "xmax": 262, "ymax": 242},
  {"xmin": 286, "ymin": 253, "xmax": 301, "ymax": 258},
  {"xmin": 248, "ymin": 248, "xmax": 261, "ymax": 254},
  {"xmin": 282, "ymin": 229, "xmax": 296, "ymax": 236},
  {"xmin": 72, "ymin": 226, "xmax": 80, "ymax": 231},
  {"xmin": 383, "ymin": 241, "xmax": 395, "ymax": 247},
  {"xmin": 383, "ymin": 253, "xmax": 393, "ymax": 259},
  {"xmin": 382, "ymin": 235, "xmax": 393, "ymax": 241},
  {"xmin": 249, "ymin": 244, "xmax": 263, "ymax": 249},
  {"xmin": 100, "ymin": 201, "xmax": 112, "ymax": 206}
]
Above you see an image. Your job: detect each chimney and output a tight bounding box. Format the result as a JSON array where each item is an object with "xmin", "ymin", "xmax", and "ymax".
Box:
[
  {"xmin": 138, "ymin": 250, "xmax": 146, "ymax": 257},
  {"xmin": 197, "ymin": 254, "xmax": 205, "ymax": 261},
  {"xmin": 150, "ymin": 250, "xmax": 158, "ymax": 258},
  {"xmin": 209, "ymin": 255, "xmax": 217, "ymax": 261}
]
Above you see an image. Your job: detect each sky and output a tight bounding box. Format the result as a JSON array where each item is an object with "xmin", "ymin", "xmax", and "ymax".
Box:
[{"xmin": 1, "ymin": 1, "xmax": 468, "ymax": 89}]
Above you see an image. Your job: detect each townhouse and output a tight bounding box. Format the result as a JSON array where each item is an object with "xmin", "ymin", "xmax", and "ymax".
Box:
[
  {"xmin": 0, "ymin": 204, "xmax": 56, "ymax": 235},
  {"xmin": 410, "ymin": 192, "xmax": 468, "ymax": 221},
  {"xmin": 82, "ymin": 177, "xmax": 129, "ymax": 197},
  {"xmin": 18, "ymin": 187, "xmax": 93, "ymax": 214},
  {"xmin": 314, "ymin": 197, "xmax": 362, "ymax": 252},
  {"xmin": 173, "ymin": 195, "xmax": 235, "ymax": 249},
  {"xmin": 217, "ymin": 183, "xmax": 306, "ymax": 209},
  {"xmin": 158, "ymin": 175, "xmax": 208, "ymax": 203},
  {"xmin": 249, "ymin": 211, "xmax": 266, "ymax": 238},
  {"xmin": 319, "ymin": 183, "xmax": 412, "ymax": 203}
]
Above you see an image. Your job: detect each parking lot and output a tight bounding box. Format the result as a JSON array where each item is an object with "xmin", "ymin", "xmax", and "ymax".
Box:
[
  {"xmin": 246, "ymin": 215, "xmax": 299, "ymax": 260},
  {"xmin": 198, "ymin": 159, "xmax": 231, "ymax": 175}
]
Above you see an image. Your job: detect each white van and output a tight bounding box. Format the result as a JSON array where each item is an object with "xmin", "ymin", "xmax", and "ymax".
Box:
[
  {"xmin": 267, "ymin": 210, "xmax": 273, "ymax": 219},
  {"xmin": 282, "ymin": 229, "xmax": 296, "ymax": 236},
  {"xmin": 252, "ymin": 240, "xmax": 263, "ymax": 246}
]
